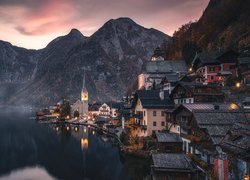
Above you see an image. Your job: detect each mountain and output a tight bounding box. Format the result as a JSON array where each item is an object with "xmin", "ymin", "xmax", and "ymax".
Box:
[
  {"xmin": 2, "ymin": 17, "xmax": 169, "ymax": 106},
  {"xmin": 163, "ymin": 0, "xmax": 250, "ymax": 64}
]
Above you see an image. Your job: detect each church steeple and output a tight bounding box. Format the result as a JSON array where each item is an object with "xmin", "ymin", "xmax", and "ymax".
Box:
[
  {"xmin": 82, "ymin": 69, "xmax": 86, "ymax": 90},
  {"xmin": 81, "ymin": 70, "xmax": 88, "ymax": 102}
]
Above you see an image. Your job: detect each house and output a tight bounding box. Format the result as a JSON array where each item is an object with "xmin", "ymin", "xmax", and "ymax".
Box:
[
  {"xmin": 170, "ymin": 82, "xmax": 224, "ymax": 105},
  {"xmin": 243, "ymin": 97, "xmax": 250, "ymax": 109},
  {"xmin": 106, "ymin": 101, "xmax": 121, "ymax": 119},
  {"xmin": 131, "ymin": 89, "xmax": 174, "ymax": 136},
  {"xmin": 98, "ymin": 103, "xmax": 111, "ymax": 117},
  {"xmin": 191, "ymin": 50, "xmax": 239, "ymax": 84},
  {"xmin": 151, "ymin": 153, "xmax": 199, "ymax": 180},
  {"xmin": 180, "ymin": 110, "xmax": 246, "ymax": 164},
  {"xmin": 161, "ymin": 74, "xmax": 180, "ymax": 94},
  {"xmin": 238, "ymin": 46, "xmax": 250, "ymax": 86},
  {"xmin": 88, "ymin": 102, "xmax": 101, "ymax": 118},
  {"xmin": 138, "ymin": 48, "xmax": 187, "ymax": 90},
  {"xmin": 156, "ymin": 132, "xmax": 183, "ymax": 153},
  {"xmin": 220, "ymin": 122, "xmax": 250, "ymax": 179}
]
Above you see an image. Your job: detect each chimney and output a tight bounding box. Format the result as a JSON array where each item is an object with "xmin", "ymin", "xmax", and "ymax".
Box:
[{"xmin": 159, "ymin": 90, "xmax": 164, "ymax": 100}]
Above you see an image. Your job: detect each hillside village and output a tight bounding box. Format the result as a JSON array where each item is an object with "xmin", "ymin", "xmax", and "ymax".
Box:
[{"xmin": 37, "ymin": 45, "xmax": 250, "ymax": 179}]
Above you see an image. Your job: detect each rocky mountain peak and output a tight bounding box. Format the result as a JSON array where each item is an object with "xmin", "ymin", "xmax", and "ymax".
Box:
[
  {"xmin": 2, "ymin": 18, "xmax": 170, "ymax": 106},
  {"xmin": 68, "ymin": 28, "xmax": 86, "ymax": 39}
]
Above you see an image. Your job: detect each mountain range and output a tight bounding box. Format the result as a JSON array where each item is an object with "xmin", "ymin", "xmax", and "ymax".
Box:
[{"xmin": 0, "ymin": 18, "xmax": 170, "ymax": 106}]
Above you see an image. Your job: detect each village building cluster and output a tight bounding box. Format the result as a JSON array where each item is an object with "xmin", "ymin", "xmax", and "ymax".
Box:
[
  {"xmin": 129, "ymin": 47, "xmax": 250, "ymax": 179},
  {"xmin": 36, "ymin": 46, "xmax": 250, "ymax": 179}
]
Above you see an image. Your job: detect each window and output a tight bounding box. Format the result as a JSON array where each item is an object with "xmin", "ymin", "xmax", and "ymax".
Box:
[
  {"xmin": 211, "ymin": 76, "xmax": 214, "ymax": 80},
  {"xmin": 153, "ymin": 122, "xmax": 157, "ymax": 126},
  {"xmin": 153, "ymin": 111, "xmax": 157, "ymax": 116},
  {"xmin": 143, "ymin": 111, "xmax": 145, "ymax": 116},
  {"xmin": 161, "ymin": 111, "xmax": 165, "ymax": 117},
  {"xmin": 161, "ymin": 121, "xmax": 165, "ymax": 126},
  {"xmin": 177, "ymin": 126, "xmax": 180, "ymax": 132},
  {"xmin": 209, "ymin": 67, "xmax": 215, "ymax": 72}
]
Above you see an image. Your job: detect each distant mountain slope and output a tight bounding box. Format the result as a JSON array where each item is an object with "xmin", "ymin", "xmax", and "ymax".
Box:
[
  {"xmin": 4, "ymin": 17, "xmax": 169, "ymax": 106},
  {"xmin": 164, "ymin": 0, "xmax": 250, "ymax": 64}
]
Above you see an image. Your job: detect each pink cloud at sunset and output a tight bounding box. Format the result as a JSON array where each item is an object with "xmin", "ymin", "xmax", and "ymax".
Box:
[{"xmin": 0, "ymin": 0, "xmax": 209, "ymax": 49}]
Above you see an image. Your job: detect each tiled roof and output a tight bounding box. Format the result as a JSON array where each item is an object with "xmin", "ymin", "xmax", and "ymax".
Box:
[
  {"xmin": 182, "ymin": 103, "xmax": 235, "ymax": 112},
  {"xmin": 221, "ymin": 122, "xmax": 250, "ymax": 160},
  {"xmin": 152, "ymin": 153, "xmax": 196, "ymax": 170},
  {"xmin": 156, "ymin": 132, "xmax": 182, "ymax": 143},
  {"xmin": 145, "ymin": 60, "xmax": 187, "ymax": 74},
  {"xmin": 193, "ymin": 51, "xmax": 223, "ymax": 65},
  {"xmin": 136, "ymin": 90, "xmax": 173, "ymax": 109},
  {"xmin": 193, "ymin": 110, "xmax": 246, "ymax": 144}
]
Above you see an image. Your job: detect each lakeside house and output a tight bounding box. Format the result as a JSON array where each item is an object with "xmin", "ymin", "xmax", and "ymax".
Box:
[
  {"xmin": 151, "ymin": 153, "xmax": 199, "ymax": 180},
  {"xmin": 131, "ymin": 89, "xmax": 174, "ymax": 136}
]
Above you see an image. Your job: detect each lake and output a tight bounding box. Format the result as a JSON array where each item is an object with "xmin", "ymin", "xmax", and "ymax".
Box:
[{"xmin": 0, "ymin": 107, "xmax": 149, "ymax": 180}]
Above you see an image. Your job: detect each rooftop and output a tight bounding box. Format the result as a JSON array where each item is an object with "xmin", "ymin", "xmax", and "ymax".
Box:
[
  {"xmin": 134, "ymin": 90, "xmax": 174, "ymax": 109},
  {"xmin": 144, "ymin": 60, "xmax": 187, "ymax": 74},
  {"xmin": 156, "ymin": 132, "xmax": 182, "ymax": 143},
  {"xmin": 193, "ymin": 110, "xmax": 247, "ymax": 144},
  {"xmin": 152, "ymin": 153, "xmax": 197, "ymax": 171}
]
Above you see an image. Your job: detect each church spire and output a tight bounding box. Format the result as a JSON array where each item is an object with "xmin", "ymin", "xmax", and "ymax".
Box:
[
  {"xmin": 82, "ymin": 69, "xmax": 86, "ymax": 90},
  {"xmin": 81, "ymin": 69, "xmax": 88, "ymax": 102}
]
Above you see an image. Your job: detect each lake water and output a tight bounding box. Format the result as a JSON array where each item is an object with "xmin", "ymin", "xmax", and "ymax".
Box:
[{"xmin": 0, "ymin": 107, "xmax": 149, "ymax": 180}]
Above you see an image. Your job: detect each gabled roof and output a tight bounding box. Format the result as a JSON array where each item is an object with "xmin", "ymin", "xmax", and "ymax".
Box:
[
  {"xmin": 144, "ymin": 60, "xmax": 187, "ymax": 74},
  {"xmin": 193, "ymin": 110, "xmax": 247, "ymax": 144},
  {"xmin": 156, "ymin": 132, "xmax": 182, "ymax": 143},
  {"xmin": 152, "ymin": 153, "xmax": 197, "ymax": 171},
  {"xmin": 134, "ymin": 90, "xmax": 174, "ymax": 109},
  {"xmin": 221, "ymin": 122, "xmax": 250, "ymax": 160},
  {"xmin": 175, "ymin": 103, "xmax": 238, "ymax": 112},
  {"xmin": 170, "ymin": 82, "xmax": 223, "ymax": 98},
  {"xmin": 192, "ymin": 50, "xmax": 238, "ymax": 70},
  {"xmin": 164, "ymin": 74, "xmax": 180, "ymax": 82}
]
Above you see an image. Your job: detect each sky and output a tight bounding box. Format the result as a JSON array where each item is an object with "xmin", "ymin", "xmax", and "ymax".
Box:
[{"xmin": 0, "ymin": 0, "xmax": 209, "ymax": 49}]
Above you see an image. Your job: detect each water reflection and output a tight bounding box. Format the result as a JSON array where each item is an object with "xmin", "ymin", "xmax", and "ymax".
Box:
[
  {"xmin": 0, "ymin": 166, "xmax": 56, "ymax": 180},
  {"xmin": 0, "ymin": 109, "xmax": 129, "ymax": 180}
]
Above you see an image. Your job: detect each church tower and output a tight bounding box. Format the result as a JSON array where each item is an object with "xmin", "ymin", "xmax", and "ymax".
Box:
[
  {"xmin": 72, "ymin": 70, "xmax": 89, "ymax": 118},
  {"xmin": 81, "ymin": 71, "xmax": 88, "ymax": 102}
]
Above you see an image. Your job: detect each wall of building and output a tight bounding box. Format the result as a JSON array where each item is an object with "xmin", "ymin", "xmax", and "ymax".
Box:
[{"xmin": 145, "ymin": 109, "xmax": 166, "ymax": 136}]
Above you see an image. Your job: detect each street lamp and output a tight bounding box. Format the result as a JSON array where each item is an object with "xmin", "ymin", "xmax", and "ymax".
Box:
[
  {"xmin": 236, "ymin": 82, "xmax": 241, "ymax": 88},
  {"xmin": 188, "ymin": 67, "xmax": 192, "ymax": 73}
]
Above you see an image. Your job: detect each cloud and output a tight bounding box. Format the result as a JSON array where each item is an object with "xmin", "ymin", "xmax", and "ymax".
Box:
[{"xmin": 0, "ymin": 0, "xmax": 209, "ymax": 48}]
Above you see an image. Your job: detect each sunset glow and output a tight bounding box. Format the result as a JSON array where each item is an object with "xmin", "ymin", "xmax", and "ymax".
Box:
[{"xmin": 0, "ymin": 0, "xmax": 209, "ymax": 49}]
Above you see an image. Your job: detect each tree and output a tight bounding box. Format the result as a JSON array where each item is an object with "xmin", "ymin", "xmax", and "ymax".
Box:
[
  {"xmin": 60, "ymin": 99, "xmax": 71, "ymax": 118},
  {"xmin": 120, "ymin": 131, "xmax": 129, "ymax": 145},
  {"xmin": 73, "ymin": 110, "xmax": 79, "ymax": 118},
  {"xmin": 182, "ymin": 41, "xmax": 201, "ymax": 65}
]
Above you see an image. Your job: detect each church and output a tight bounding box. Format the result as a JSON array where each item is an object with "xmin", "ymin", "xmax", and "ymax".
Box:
[{"xmin": 72, "ymin": 72, "xmax": 89, "ymax": 117}]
